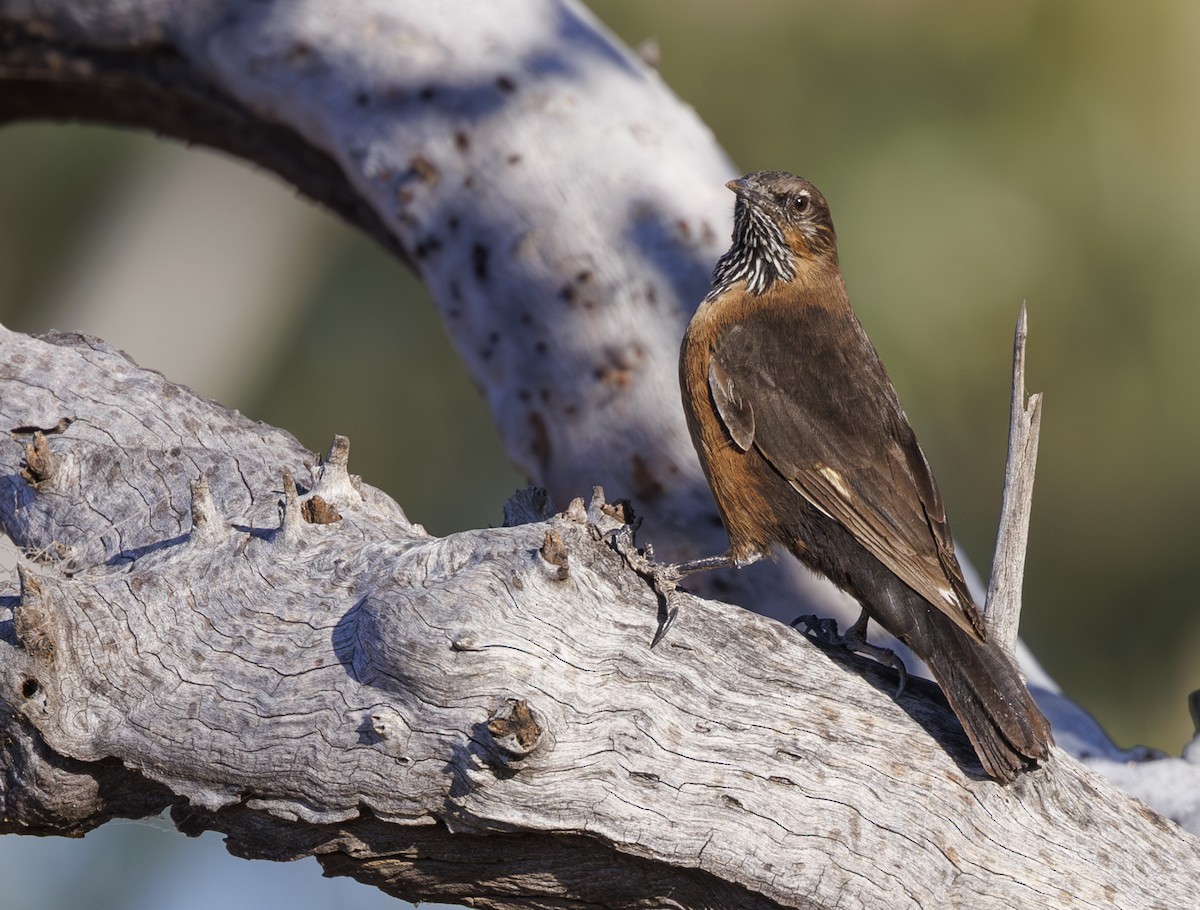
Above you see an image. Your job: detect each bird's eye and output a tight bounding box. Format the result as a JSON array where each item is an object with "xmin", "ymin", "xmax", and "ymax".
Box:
[{"xmin": 793, "ymin": 193, "xmax": 810, "ymax": 213}]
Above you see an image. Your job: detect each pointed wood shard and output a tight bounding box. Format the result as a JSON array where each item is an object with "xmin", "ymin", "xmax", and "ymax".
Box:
[
  {"xmin": 312, "ymin": 434, "xmax": 361, "ymax": 504},
  {"xmin": 277, "ymin": 469, "xmax": 303, "ymax": 545},
  {"xmin": 985, "ymin": 304, "xmax": 1043, "ymax": 657}
]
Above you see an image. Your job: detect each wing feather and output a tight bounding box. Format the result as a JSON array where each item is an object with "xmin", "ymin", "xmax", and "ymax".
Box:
[
  {"xmin": 708, "ymin": 303, "xmax": 985, "ymax": 640},
  {"xmin": 708, "ymin": 357, "xmax": 755, "ymax": 451}
]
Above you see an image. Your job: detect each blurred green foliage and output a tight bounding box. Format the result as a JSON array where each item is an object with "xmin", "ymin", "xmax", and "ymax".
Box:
[{"xmin": 2, "ymin": 0, "xmax": 1197, "ymax": 761}]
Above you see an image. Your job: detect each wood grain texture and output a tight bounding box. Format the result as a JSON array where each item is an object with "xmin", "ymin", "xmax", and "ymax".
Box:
[
  {"xmin": 0, "ymin": 0, "xmax": 859, "ymax": 630},
  {"xmin": 1, "ymin": 0, "xmax": 1198, "ymax": 901},
  {"xmin": 985, "ymin": 305, "xmax": 1041, "ymax": 655},
  {"xmin": 2, "ymin": 327, "xmax": 1197, "ymax": 909}
]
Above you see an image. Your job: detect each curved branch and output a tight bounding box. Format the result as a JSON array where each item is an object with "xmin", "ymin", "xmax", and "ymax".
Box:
[
  {"xmin": 2, "ymin": 0, "xmax": 1199, "ymax": 903},
  {"xmin": 1, "ymin": 0, "xmax": 830, "ymax": 623},
  {"xmin": 1, "ymin": 326, "xmax": 1197, "ymax": 909}
]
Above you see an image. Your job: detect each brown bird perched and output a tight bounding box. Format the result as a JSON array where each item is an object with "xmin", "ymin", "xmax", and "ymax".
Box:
[{"xmin": 677, "ymin": 170, "xmax": 1052, "ymax": 782}]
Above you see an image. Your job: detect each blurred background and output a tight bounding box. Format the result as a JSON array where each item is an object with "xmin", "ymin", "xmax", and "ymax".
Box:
[{"xmin": 1, "ymin": 0, "xmax": 1198, "ymax": 906}]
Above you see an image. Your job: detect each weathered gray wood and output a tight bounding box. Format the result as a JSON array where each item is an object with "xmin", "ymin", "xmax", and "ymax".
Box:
[
  {"xmin": 0, "ymin": 0, "xmax": 853, "ymax": 628},
  {"xmin": 985, "ymin": 305, "xmax": 1042, "ymax": 655},
  {"xmin": 2, "ymin": 328, "xmax": 1198, "ymax": 910},
  {"xmin": 2, "ymin": 0, "xmax": 1199, "ymax": 904}
]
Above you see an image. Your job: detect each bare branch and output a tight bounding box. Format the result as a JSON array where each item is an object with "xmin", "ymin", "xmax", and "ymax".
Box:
[
  {"xmin": 986, "ymin": 304, "xmax": 1043, "ymax": 655},
  {"xmin": 2, "ymin": 0, "xmax": 1198, "ymax": 904},
  {"xmin": 2, "ymin": 326, "xmax": 1198, "ymax": 910}
]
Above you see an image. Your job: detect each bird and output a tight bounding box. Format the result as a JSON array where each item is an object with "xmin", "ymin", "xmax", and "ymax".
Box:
[{"xmin": 675, "ymin": 170, "xmax": 1052, "ymax": 783}]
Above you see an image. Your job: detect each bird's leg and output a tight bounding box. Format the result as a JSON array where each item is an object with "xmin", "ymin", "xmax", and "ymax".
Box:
[
  {"xmin": 645, "ymin": 552, "xmax": 738, "ymax": 647},
  {"xmin": 842, "ymin": 610, "xmax": 909, "ymax": 698},
  {"xmin": 670, "ymin": 554, "xmax": 738, "ymax": 576},
  {"xmin": 792, "ymin": 608, "xmax": 909, "ymax": 698}
]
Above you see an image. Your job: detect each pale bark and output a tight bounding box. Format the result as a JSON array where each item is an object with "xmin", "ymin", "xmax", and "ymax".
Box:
[
  {"xmin": 985, "ymin": 304, "xmax": 1040, "ymax": 655},
  {"xmin": 2, "ymin": 326, "xmax": 1198, "ymax": 910},
  {"xmin": 0, "ymin": 0, "xmax": 848, "ymax": 625},
  {"xmin": 1, "ymin": 1, "xmax": 1199, "ymax": 907}
]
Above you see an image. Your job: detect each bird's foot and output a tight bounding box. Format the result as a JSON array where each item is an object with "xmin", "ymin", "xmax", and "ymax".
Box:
[
  {"xmin": 643, "ymin": 553, "xmax": 739, "ymax": 646},
  {"xmin": 791, "ymin": 611, "xmax": 909, "ymax": 698},
  {"xmin": 609, "ymin": 525, "xmax": 736, "ymax": 648},
  {"xmin": 791, "ymin": 613, "xmax": 841, "ymax": 645},
  {"xmin": 609, "ymin": 525, "xmax": 682, "ymax": 647}
]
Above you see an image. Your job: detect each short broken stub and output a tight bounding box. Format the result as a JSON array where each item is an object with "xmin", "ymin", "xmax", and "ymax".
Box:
[{"xmin": 20, "ymin": 432, "xmax": 57, "ymax": 488}]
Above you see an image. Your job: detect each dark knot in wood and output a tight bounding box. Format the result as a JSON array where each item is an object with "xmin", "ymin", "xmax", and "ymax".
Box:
[
  {"xmin": 486, "ymin": 698, "xmax": 543, "ymax": 757},
  {"xmin": 539, "ymin": 529, "xmax": 569, "ymax": 580},
  {"xmin": 301, "ymin": 495, "xmax": 342, "ymax": 524}
]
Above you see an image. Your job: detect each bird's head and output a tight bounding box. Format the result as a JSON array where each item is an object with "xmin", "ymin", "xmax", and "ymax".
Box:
[{"xmin": 707, "ymin": 171, "xmax": 838, "ymax": 300}]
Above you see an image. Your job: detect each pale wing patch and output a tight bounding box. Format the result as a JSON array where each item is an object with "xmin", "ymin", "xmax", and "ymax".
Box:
[{"xmin": 816, "ymin": 462, "xmax": 850, "ymax": 500}]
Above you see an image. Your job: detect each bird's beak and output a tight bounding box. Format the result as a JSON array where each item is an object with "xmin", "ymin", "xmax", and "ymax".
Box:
[
  {"xmin": 726, "ymin": 176, "xmax": 771, "ymax": 211},
  {"xmin": 726, "ymin": 177, "xmax": 753, "ymax": 196}
]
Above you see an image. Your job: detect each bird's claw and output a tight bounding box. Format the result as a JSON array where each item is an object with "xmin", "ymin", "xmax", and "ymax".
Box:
[
  {"xmin": 650, "ymin": 604, "xmax": 679, "ymax": 649},
  {"xmin": 791, "ymin": 613, "xmax": 840, "ymax": 644},
  {"xmin": 868, "ymin": 647, "xmax": 908, "ymax": 699},
  {"xmin": 791, "ymin": 612, "xmax": 909, "ymax": 698},
  {"xmin": 607, "ymin": 523, "xmax": 683, "ymax": 648}
]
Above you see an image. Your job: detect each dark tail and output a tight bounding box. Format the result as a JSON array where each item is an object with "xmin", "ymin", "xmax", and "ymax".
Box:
[{"xmin": 921, "ymin": 622, "xmax": 1053, "ymax": 783}]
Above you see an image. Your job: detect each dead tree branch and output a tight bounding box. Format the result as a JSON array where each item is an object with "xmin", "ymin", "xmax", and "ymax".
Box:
[
  {"xmin": 985, "ymin": 304, "xmax": 1042, "ymax": 655},
  {"xmin": 1, "ymin": 327, "xmax": 1198, "ymax": 909},
  {"xmin": 2, "ymin": 0, "xmax": 1199, "ymax": 905}
]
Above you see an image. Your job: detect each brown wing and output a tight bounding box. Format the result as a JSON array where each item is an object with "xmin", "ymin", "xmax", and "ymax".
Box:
[{"xmin": 709, "ymin": 303, "xmax": 985, "ymax": 641}]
